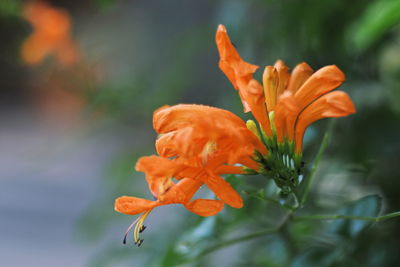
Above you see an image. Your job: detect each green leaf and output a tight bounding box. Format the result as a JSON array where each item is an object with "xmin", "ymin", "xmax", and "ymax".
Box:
[
  {"xmin": 0, "ymin": 0, "xmax": 20, "ymax": 17},
  {"xmin": 347, "ymin": 0, "xmax": 400, "ymax": 52},
  {"xmin": 328, "ymin": 195, "xmax": 382, "ymax": 237},
  {"xmin": 158, "ymin": 216, "xmax": 217, "ymax": 265}
]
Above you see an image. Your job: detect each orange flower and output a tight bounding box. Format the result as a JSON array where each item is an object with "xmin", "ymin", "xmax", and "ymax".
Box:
[
  {"xmin": 216, "ymin": 25, "xmax": 356, "ymax": 157},
  {"xmin": 115, "ymin": 103, "xmax": 270, "ymax": 245},
  {"xmin": 135, "ymin": 155, "xmax": 246, "ymax": 208},
  {"xmin": 115, "ymin": 177, "xmax": 224, "ymax": 246},
  {"xmin": 154, "ymin": 104, "xmax": 267, "ymax": 161},
  {"xmin": 21, "ymin": 1, "xmax": 79, "ymax": 65},
  {"xmin": 152, "ymin": 104, "xmax": 268, "ymax": 208}
]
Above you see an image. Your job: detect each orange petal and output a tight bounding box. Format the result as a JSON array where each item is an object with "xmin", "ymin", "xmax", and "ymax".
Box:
[
  {"xmin": 295, "ymin": 65, "xmax": 345, "ymax": 110},
  {"xmin": 294, "ymin": 91, "xmax": 356, "ymax": 153},
  {"xmin": 287, "ymin": 62, "xmax": 313, "ymax": 93},
  {"xmin": 263, "ymin": 66, "xmax": 279, "ymax": 112},
  {"xmin": 162, "ymin": 178, "xmax": 203, "ymax": 204},
  {"xmin": 184, "ymin": 199, "xmax": 224, "ymax": 216},
  {"xmin": 135, "ymin": 156, "xmax": 183, "ymax": 197},
  {"xmin": 237, "ymin": 155, "xmax": 260, "ymax": 171},
  {"xmin": 204, "ymin": 174, "xmax": 243, "ymax": 208},
  {"xmin": 155, "ymin": 132, "xmax": 179, "ymax": 157},
  {"xmin": 216, "ymin": 24, "xmax": 259, "ymax": 112},
  {"xmin": 240, "ymin": 79, "xmax": 272, "ymax": 136},
  {"xmin": 274, "ymin": 60, "xmax": 290, "ymax": 97},
  {"xmin": 214, "ymin": 165, "xmax": 245, "ymax": 174},
  {"xmin": 136, "ymin": 155, "xmax": 182, "ymax": 177},
  {"xmin": 153, "ymin": 104, "xmax": 244, "ymax": 134},
  {"xmin": 274, "ymin": 91, "xmax": 300, "ymax": 142},
  {"xmin": 153, "ymin": 104, "xmax": 265, "ymax": 160},
  {"xmin": 114, "ymin": 196, "xmax": 157, "ymax": 215}
]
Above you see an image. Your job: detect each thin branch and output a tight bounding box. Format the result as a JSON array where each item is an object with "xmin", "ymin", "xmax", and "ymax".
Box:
[
  {"xmin": 294, "ymin": 211, "xmax": 400, "ymax": 222},
  {"xmin": 300, "ymin": 120, "xmax": 335, "ymax": 206},
  {"xmin": 194, "ymin": 227, "xmax": 279, "ymax": 259},
  {"xmin": 243, "ymin": 190, "xmax": 296, "ymax": 211},
  {"xmin": 185, "ymin": 213, "xmax": 293, "ymax": 262}
]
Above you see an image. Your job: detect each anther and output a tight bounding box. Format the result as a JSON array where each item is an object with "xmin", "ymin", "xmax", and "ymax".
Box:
[
  {"xmin": 139, "ymin": 225, "xmax": 146, "ymax": 233},
  {"xmin": 136, "ymin": 239, "xmax": 144, "ymax": 247}
]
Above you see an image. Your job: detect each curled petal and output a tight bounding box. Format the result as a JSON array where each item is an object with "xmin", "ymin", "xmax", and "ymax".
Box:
[
  {"xmin": 295, "ymin": 65, "xmax": 345, "ymax": 110},
  {"xmin": 274, "ymin": 60, "xmax": 290, "ymax": 98},
  {"xmin": 136, "ymin": 155, "xmax": 182, "ymax": 177},
  {"xmin": 114, "ymin": 196, "xmax": 157, "ymax": 215},
  {"xmin": 184, "ymin": 199, "xmax": 225, "ymax": 216},
  {"xmin": 274, "ymin": 92, "xmax": 300, "ymax": 142},
  {"xmin": 295, "ymin": 91, "xmax": 356, "ymax": 153},
  {"xmin": 135, "ymin": 156, "xmax": 184, "ymax": 197},
  {"xmin": 155, "ymin": 132, "xmax": 179, "ymax": 157},
  {"xmin": 287, "ymin": 62, "xmax": 313, "ymax": 93},
  {"xmin": 239, "ymin": 79, "xmax": 272, "ymax": 136},
  {"xmin": 216, "ymin": 24, "xmax": 259, "ymax": 112},
  {"xmin": 153, "ymin": 104, "xmax": 244, "ymax": 134},
  {"xmin": 216, "ymin": 24, "xmax": 259, "ymax": 90},
  {"xmin": 204, "ymin": 174, "xmax": 243, "ymax": 208},
  {"xmin": 263, "ymin": 66, "xmax": 279, "ymax": 112}
]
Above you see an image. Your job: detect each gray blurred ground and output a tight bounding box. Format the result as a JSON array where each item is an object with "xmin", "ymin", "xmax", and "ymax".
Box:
[{"xmin": 0, "ymin": 112, "xmax": 127, "ymax": 266}]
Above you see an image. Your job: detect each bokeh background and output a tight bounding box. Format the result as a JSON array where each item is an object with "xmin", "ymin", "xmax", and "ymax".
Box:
[{"xmin": 1, "ymin": 0, "xmax": 400, "ymax": 266}]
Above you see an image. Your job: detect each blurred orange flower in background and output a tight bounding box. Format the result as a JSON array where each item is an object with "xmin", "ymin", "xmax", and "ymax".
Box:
[{"xmin": 21, "ymin": 0, "xmax": 79, "ymax": 66}]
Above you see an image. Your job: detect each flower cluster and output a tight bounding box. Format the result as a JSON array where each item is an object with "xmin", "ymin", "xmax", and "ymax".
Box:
[
  {"xmin": 216, "ymin": 24, "xmax": 355, "ymax": 194},
  {"xmin": 115, "ymin": 25, "xmax": 356, "ymax": 246}
]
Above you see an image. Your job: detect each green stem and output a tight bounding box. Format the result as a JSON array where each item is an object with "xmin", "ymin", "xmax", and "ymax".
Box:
[
  {"xmin": 187, "ymin": 212, "xmax": 293, "ymax": 262},
  {"xmin": 300, "ymin": 120, "xmax": 335, "ymax": 207},
  {"xmin": 243, "ymin": 190, "xmax": 296, "ymax": 211},
  {"xmin": 294, "ymin": 211, "xmax": 400, "ymax": 222},
  {"xmin": 195, "ymin": 227, "xmax": 278, "ymax": 259}
]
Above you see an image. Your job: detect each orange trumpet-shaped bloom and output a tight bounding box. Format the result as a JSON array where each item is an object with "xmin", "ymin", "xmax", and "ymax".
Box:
[
  {"xmin": 216, "ymin": 25, "xmax": 272, "ymax": 136},
  {"xmin": 154, "ymin": 104, "xmax": 267, "ymax": 162},
  {"xmin": 150, "ymin": 104, "xmax": 268, "ymax": 208},
  {"xmin": 216, "ymin": 25, "xmax": 356, "ymax": 155},
  {"xmin": 115, "ymin": 177, "xmax": 224, "ymax": 245},
  {"xmin": 21, "ymin": 1, "xmax": 79, "ymax": 65},
  {"xmin": 273, "ymin": 63, "xmax": 354, "ymax": 149},
  {"xmin": 294, "ymin": 91, "xmax": 355, "ymax": 153}
]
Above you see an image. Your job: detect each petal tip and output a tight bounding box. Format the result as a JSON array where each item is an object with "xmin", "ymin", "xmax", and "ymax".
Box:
[{"xmin": 217, "ymin": 24, "xmax": 226, "ymax": 32}]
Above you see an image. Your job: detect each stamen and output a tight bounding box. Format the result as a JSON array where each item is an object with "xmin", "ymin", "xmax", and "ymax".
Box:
[
  {"xmin": 123, "ymin": 216, "xmax": 141, "ymax": 244},
  {"xmin": 122, "ymin": 209, "xmax": 152, "ymax": 246},
  {"xmin": 202, "ymin": 142, "xmax": 217, "ymax": 165},
  {"xmin": 133, "ymin": 209, "xmax": 152, "ymax": 246}
]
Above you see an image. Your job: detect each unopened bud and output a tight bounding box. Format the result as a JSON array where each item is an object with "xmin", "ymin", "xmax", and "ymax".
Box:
[{"xmin": 246, "ymin": 120, "xmax": 261, "ymax": 139}]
